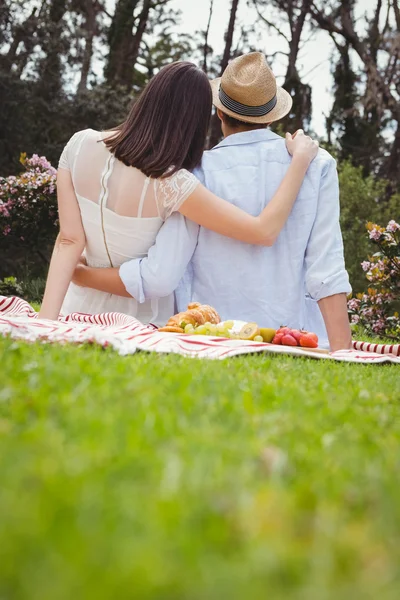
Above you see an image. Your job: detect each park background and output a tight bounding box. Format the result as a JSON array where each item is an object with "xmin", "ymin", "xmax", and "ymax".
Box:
[
  {"xmin": 0, "ymin": 0, "xmax": 399, "ymax": 333},
  {"xmin": 1, "ymin": 3, "xmax": 400, "ymax": 599}
]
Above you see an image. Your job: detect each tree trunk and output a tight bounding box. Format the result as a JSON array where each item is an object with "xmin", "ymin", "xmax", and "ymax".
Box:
[
  {"xmin": 382, "ymin": 119, "xmax": 400, "ymax": 188},
  {"xmin": 105, "ymin": 0, "xmax": 140, "ymax": 86},
  {"xmin": 208, "ymin": 0, "xmax": 240, "ymax": 148},
  {"xmin": 77, "ymin": 0, "xmax": 97, "ymax": 93},
  {"xmin": 219, "ymin": 0, "xmax": 240, "ymax": 76},
  {"xmin": 281, "ymin": 0, "xmax": 313, "ymax": 131},
  {"xmin": 105, "ymin": 0, "xmax": 153, "ymax": 89},
  {"xmin": 128, "ymin": 0, "xmax": 152, "ymax": 86},
  {"xmin": 39, "ymin": 0, "xmax": 68, "ymax": 98},
  {"xmin": 203, "ymin": 0, "xmax": 214, "ymax": 73}
]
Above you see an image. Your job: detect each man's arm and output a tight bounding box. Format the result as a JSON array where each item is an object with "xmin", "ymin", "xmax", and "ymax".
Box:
[
  {"xmin": 318, "ymin": 294, "xmax": 352, "ymax": 352},
  {"xmin": 73, "ymin": 213, "xmax": 199, "ymax": 301},
  {"xmin": 73, "ymin": 262, "xmax": 130, "ymax": 296},
  {"xmin": 305, "ymin": 156, "xmax": 352, "ymax": 352}
]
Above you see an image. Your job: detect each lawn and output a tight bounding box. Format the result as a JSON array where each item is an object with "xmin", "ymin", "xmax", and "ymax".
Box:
[{"xmin": 0, "ymin": 336, "xmax": 399, "ymax": 600}]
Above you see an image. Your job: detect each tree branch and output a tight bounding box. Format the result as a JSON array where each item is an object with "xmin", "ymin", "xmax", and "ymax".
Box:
[
  {"xmin": 253, "ymin": 0, "xmax": 290, "ymax": 43},
  {"xmin": 203, "ymin": 0, "xmax": 214, "ymax": 73}
]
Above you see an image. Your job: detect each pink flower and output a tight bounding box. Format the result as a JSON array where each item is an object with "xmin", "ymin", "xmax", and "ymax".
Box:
[
  {"xmin": 2, "ymin": 225, "xmax": 11, "ymax": 236},
  {"xmin": 361, "ymin": 261, "xmax": 371, "ymax": 272},
  {"xmin": 369, "ymin": 228, "xmax": 383, "ymax": 241},
  {"xmin": 351, "ymin": 315, "xmax": 360, "ymax": 324},
  {"xmin": 387, "ymin": 220, "xmax": 400, "ymax": 233},
  {"xmin": 348, "ymin": 298, "xmax": 360, "ymax": 311}
]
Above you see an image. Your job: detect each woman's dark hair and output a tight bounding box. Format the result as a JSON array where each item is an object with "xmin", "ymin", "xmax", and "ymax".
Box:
[{"xmin": 105, "ymin": 62, "xmax": 212, "ymax": 178}]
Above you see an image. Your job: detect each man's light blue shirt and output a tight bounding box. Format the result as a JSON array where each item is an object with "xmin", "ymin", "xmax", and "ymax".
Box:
[{"xmin": 120, "ymin": 129, "xmax": 351, "ymax": 347}]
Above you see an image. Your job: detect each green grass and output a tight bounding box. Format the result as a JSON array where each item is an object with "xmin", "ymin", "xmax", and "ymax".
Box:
[{"xmin": 0, "ymin": 337, "xmax": 400, "ymax": 600}]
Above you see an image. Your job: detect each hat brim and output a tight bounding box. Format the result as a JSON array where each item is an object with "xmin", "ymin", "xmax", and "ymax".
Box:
[{"xmin": 210, "ymin": 77, "xmax": 293, "ymax": 125}]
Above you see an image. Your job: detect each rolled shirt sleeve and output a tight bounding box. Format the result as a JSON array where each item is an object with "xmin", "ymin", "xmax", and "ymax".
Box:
[
  {"xmin": 305, "ymin": 157, "xmax": 352, "ymax": 301},
  {"xmin": 119, "ymin": 212, "xmax": 199, "ymax": 301}
]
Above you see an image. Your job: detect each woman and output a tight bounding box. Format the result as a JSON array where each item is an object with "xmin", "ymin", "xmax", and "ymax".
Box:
[{"xmin": 39, "ymin": 61, "xmax": 318, "ymax": 322}]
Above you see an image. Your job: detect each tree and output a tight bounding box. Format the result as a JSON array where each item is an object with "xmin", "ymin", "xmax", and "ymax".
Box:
[
  {"xmin": 137, "ymin": 5, "xmax": 194, "ymax": 83},
  {"xmin": 310, "ymin": 0, "xmax": 400, "ymax": 186},
  {"xmin": 253, "ymin": 0, "xmax": 313, "ymax": 132},
  {"xmin": 202, "ymin": 0, "xmax": 214, "ymax": 73},
  {"xmin": 326, "ymin": 41, "xmax": 362, "ymax": 158},
  {"xmin": 105, "ymin": 0, "xmax": 141, "ymax": 87},
  {"xmin": 105, "ymin": 0, "xmax": 173, "ymax": 90},
  {"xmin": 208, "ymin": 0, "xmax": 240, "ymax": 148},
  {"xmin": 37, "ymin": 0, "xmax": 69, "ymax": 99},
  {"xmin": 75, "ymin": 0, "xmax": 105, "ymax": 93}
]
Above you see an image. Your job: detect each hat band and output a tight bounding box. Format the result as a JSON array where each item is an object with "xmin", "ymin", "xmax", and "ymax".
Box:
[{"xmin": 219, "ymin": 85, "xmax": 277, "ymax": 117}]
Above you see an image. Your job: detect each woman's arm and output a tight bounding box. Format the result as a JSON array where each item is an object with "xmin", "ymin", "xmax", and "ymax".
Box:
[
  {"xmin": 39, "ymin": 169, "xmax": 86, "ymax": 320},
  {"xmin": 179, "ymin": 131, "xmax": 318, "ymax": 246}
]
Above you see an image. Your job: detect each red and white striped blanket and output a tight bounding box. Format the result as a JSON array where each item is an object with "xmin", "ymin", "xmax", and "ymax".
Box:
[{"xmin": 0, "ymin": 296, "xmax": 399, "ymax": 364}]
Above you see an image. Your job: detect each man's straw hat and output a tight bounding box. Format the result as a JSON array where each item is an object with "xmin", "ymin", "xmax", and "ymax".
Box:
[{"xmin": 211, "ymin": 52, "xmax": 292, "ymax": 124}]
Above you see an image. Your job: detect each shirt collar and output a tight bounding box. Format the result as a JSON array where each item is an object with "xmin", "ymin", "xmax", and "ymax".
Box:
[{"xmin": 211, "ymin": 128, "xmax": 282, "ymax": 150}]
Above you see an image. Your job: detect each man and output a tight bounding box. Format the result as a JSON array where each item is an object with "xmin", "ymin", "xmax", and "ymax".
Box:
[{"xmin": 73, "ymin": 52, "xmax": 352, "ymax": 351}]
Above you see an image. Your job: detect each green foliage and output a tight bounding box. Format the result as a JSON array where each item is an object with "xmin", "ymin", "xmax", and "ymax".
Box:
[
  {"xmin": 338, "ymin": 160, "xmax": 400, "ymax": 292},
  {"xmin": 0, "ymin": 276, "xmax": 24, "ymax": 297},
  {"xmin": 0, "ymin": 339, "xmax": 400, "ymax": 599},
  {"xmin": 0, "ymin": 71, "xmax": 133, "ymax": 175}
]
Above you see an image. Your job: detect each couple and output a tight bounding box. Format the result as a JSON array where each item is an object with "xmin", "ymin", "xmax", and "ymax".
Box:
[{"xmin": 39, "ymin": 52, "xmax": 352, "ymax": 351}]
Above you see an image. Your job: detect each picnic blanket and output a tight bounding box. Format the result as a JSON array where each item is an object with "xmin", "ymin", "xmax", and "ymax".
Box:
[{"xmin": 0, "ymin": 296, "xmax": 399, "ymax": 364}]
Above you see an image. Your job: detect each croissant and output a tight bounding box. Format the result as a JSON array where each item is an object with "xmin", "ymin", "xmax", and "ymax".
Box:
[{"xmin": 158, "ymin": 302, "xmax": 221, "ymax": 333}]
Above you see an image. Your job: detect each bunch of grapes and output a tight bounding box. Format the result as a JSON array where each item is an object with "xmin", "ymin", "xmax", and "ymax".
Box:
[
  {"xmin": 182, "ymin": 321, "xmax": 276, "ymax": 343},
  {"xmin": 183, "ymin": 321, "xmax": 239, "ymax": 338}
]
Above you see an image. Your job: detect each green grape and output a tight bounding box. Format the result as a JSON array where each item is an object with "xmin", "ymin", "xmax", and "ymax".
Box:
[
  {"xmin": 254, "ymin": 335, "xmax": 264, "ymax": 342},
  {"xmin": 216, "ymin": 323, "xmax": 226, "ymax": 333},
  {"xmin": 223, "ymin": 320, "xmax": 234, "ymax": 329},
  {"xmin": 184, "ymin": 324, "xmax": 194, "ymax": 334},
  {"xmin": 216, "ymin": 329, "xmax": 228, "ymax": 337},
  {"xmin": 195, "ymin": 325, "xmax": 208, "ymax": 335}
]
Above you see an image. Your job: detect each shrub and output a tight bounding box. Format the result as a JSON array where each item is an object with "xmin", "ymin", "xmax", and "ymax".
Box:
[
  {"xmin": 338, "ymin": 160, "xmax": 400, "ymax": 293},
  {"xmin": 0, "ymin": 153, "xmax": 58, "ymax": 279},
  {"xmin": 0, "ymin": 276, "xmax": 24, "ymax": 298},
  {"xmin": 348, "ymin": 220, "xmax": 400, "ymax": 340}
]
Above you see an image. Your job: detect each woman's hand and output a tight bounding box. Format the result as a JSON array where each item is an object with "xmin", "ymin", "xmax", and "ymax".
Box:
[{"xmin": 285, "ymin": 129, "xmax": 319, "ymax": 165}]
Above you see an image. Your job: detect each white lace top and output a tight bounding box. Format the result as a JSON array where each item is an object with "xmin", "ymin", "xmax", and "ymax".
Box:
[
  {"xmin": 57, "ymin": 128, "xmax": 199, "ymax": 325},
  {"xmin": 58, "ymin": 128, "xmax": 199, "ymax": 220}
]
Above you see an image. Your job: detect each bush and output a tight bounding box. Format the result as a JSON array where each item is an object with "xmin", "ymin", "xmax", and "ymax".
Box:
[
  {"xmin": 338, "ymin": 160, "xmax": 400, "ymax": 292},
  {"xmin": 0, "ymin": 153, "xmax": 58, "ymax": 279},
  {"xmin": 348, "ymin": 220, "xmax": 400, "ymax": 340},
  {"xmin": 0, "ymin": 276, "xmax": 24, "ymax": 298},
  {"xmin": 0, "ymin": 72, "xmax": 133, "ymax": 176}
]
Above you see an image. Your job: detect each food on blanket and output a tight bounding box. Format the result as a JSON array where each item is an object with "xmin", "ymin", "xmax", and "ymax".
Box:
[
  {"xmin": 259, "ymin": 327, "xmax": 277, "ymax": 343},
  {"xmin": 272, "ymin": 333, "xmax": 284, "ymax": 345},
  {"xmin": 289, "ymin": 329, "xmax": 302, "ymax": 343},
  {"xmin": 158, "ymin": 302, "xmax": 221, "ymax": 333},
  {"xmin": 272, "ymin": 326, "xmax": 319, "ymax": 348},
  {"xmin": 159, "ymin": 308, "xmax": 319, "ymax": 348},
  {"xmin": 281, "ymin": 333, "xmax": 298, "ymax": 346},
  {"xmin": 159, "ymin": 325, "xmax": 186, "ymax": 333},
  {"xmin": 299, "ymin": 332, "xmax": 318, "ymax": 348},
  {"xmin": 239, "ymin": 322, "xmax": 261, "ymax": 341},
  {"xmin": 194, "ymin": 324, "xmax": 208, "ymax": 335},
  {"xmin": 276, "ymin": 326, "xmax": 291, "ymax": 335}
]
